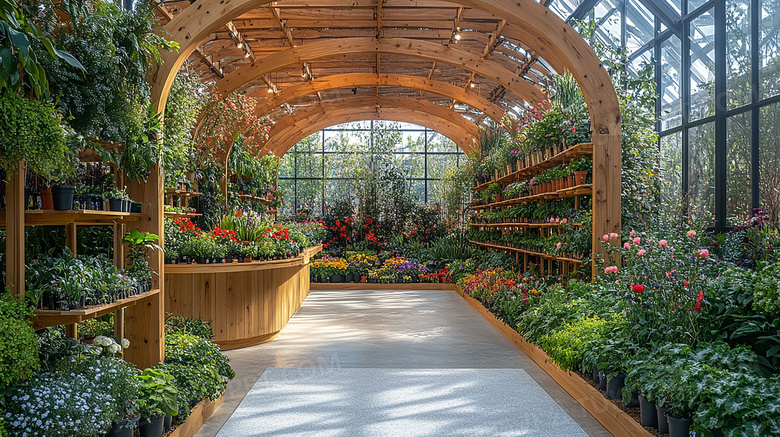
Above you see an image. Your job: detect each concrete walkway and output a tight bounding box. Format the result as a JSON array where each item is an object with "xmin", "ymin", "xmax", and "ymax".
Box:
[{"xmin": 195, "ymin": 290, "xmax": 611, "ymax": 437}]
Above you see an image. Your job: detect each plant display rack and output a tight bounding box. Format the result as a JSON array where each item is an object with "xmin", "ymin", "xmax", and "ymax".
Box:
[
  {"xmin": 165, "ymin": 187, "xmax": 202, "ymax": 218},
  {"xmin": 469, "ymin": 142, "xmax": 610, "ymax": 276},
  {"xmin": 5, "ymin": 160, "xmax": 165, "ymax": 369}
]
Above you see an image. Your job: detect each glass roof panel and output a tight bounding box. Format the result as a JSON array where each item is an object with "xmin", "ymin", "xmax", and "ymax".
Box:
[
  {"xmin": 689, "ymin": 9, "xmax": 716, "ymax": 121},
  {"xmin": 549, "ymin": 0, "xmax": 583, "ymax": 20},
  {"xmin": 594, "ymin": 0, "xmax": 623, "ymax": 49}
]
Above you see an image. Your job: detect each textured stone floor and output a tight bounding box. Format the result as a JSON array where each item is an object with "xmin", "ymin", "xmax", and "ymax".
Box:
[{"xmin": 194, "ymin": 290, "xmax": 610, "ymax": 436}]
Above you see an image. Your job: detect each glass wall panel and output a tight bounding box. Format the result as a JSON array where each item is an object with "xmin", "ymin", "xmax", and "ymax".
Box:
[
  {"xmin": 727, "ymin": 111, "xmax": 752, "ymax": 221},
  {"xmin": 427, "ymin": 132, "xmax": 458, "ymax": 152},
  {"xmin": 661, "ymin": 36, "xmax": 683, "ymax": 130},
  {"xmin": 660, "ymin": 132, "xmax": 683, "ymax": 216},
  {"xmin": 759, "ymin": 103, "xmax": 780, "ymax": 221},
  {"xmin": 626, "ymin": 0, "xmax": 655, "ymax": 53},
  {"xmin": 278, "ymin": 179, "xmax": 295, "ymax": 215},
  {"xmin": 628, "ymin": 49, "xmax": 653, "ymax": 80},
  {"xmin": 689, "ymin": 0, "xmax": 707, "ymax": 13},
  {"xmin": 594, "ymin": 0, "xmax": 622, "ymax": 48},
  {"xmin": 727, "ymin": 0, "xmax": 751, "ymax": 109},
  {"xmin": 293, "ymin": 151, "xmax": 322, "ymax": 178},
  {"xmin": 295, "ymin": 179, "xmax": 323, "ymax": 214},
  {"xmin": 278, "ymin": 154, "xmax": 294, "ymax": 178},
  {"xmin": 688, "ymin": 122, "xmax": 716, "ymax": 223},
  {"xmin": 759, "ymin": 0, "xmax": 780, "ymax": 99},
  {"xmin": 689, "ymin": 10, "xmax": 716, "ymax": 122}
]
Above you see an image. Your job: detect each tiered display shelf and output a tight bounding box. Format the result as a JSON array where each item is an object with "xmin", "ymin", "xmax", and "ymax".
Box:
[
  {"xmin": 469, "ymin": 143, "xmax": 594, "ymax": 276},
  {"xmin": 230, "ymin": 191, "xmax": 271, "ymax": 204},
  {"xmin": 164, "ymin": 211, "xmax": 203, "ymax": 218},
  {"xmin": 472, "ymin": 142, "xmax": 594, "ymax": 191},
  {"xmin": 164, "ymin": 187, "xmax": 202, "ymax": 218}
]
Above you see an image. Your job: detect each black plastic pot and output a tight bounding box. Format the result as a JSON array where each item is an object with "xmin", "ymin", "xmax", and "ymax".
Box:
[
  {"xmin": 130, "ymin": 202, "xmax": 142, "ymax": 213},
  {"xmin": 639, "ymin": 395, "xmax": 658, "ymax": 428},
  {"xmin": 626, "ymin": 390, "xmax": 640, "ymax": 408},
  {"xmin": 123, "ymin": 199, "xmax": 131, "ymax": 212},
  {"xmin": 666, "ymin": 414, "xmax": 692, "ymax": 437},
  {"xmin": 598, "ymin": 372, "xmax": 607, "ymax": 391},
  {"xmin": 106, "ymin": 415, "xmax": 139, "ymax": 437},
  {"xmin": 163, "ymin": 415, "xmax": 173, "ymax": 432},
  {"xmin": 331, "ymin": 274, "xmax": 345, "ymax": 283},
  {"xmin": 109, "ymin": 198, "xmax": 124, "ymax": 212},
  {"xmin": 52, "ymin": 185, "xmax": 75, "ymax": 210},
  {"xmin": 656, "ymin": 404, "xmax": 670, "ymax": 435},
  {"xmin": 139, "ymin": 416, "xmax": 164, "ymax": 437},
  {"xmin": 606, "ymin": 373, "xmax": 625, "ymax": 400},
  {"xmin": 367, "ymin": 278, "xmax": 377, "ymax": 283}
]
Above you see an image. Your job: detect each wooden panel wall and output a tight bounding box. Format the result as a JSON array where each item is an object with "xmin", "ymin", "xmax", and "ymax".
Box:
[{"xmin": 165, "ymin": 263, "xmax": 311, "ymax": 349}]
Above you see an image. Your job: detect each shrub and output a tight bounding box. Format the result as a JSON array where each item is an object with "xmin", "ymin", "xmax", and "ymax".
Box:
[
  {"xmin": 539, "ymin": 316, "xmax": 611, "ymax": 372},
  {"xmin": 164, "ymin": 314, "xmax": 214, "ymax": 340},
  {"xmin": 0, "ymin": 294, "xmax": 40, "ymax": 389}
]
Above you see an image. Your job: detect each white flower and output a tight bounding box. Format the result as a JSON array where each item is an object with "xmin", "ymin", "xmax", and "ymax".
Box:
[
  {"xmin": 107, "ymin": 344, "xmax": 121, "ymax": 354},
  {"xmin": 121, "ymin": 338, "xmax": 130, "ymax": 349},
  {"xmin": 94, "ymin": 347, "xmax": 103, "ymax": 355},
  {"xmin": 93, "ymin": 335, "xmax": 108, "ymax": 346}
]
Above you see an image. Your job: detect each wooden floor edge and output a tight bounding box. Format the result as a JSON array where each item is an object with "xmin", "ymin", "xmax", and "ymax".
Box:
[
  {"xmin": 311, "ymin": 283, "xmax": 459, "ymax": 291},
  {"xmin": 460, "ymin": 291, "xmax": 652, "ymax": 437},
  {"xmin": 168, "ymin": 394, "xmax": 224, "ymax": 437},
  {"xmin": 216, "ymin": 331, "xmax": 280, "ymax": 350}
]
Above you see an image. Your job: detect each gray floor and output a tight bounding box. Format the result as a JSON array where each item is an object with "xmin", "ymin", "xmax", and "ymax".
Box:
[{"xmin": 195, "ymin": 290, "xmax": 611, "ymax": 437}]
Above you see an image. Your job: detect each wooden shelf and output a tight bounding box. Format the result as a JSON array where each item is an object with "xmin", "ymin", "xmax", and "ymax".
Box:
[
  {"xmin": 229, "ymin": 191, "xmax": 271, "ymax": 204},
  {"xmin": 471, "ymin": 184, "xmax": 592, "ymax": 210},
  {"xmin": 0, "ymin": 209, "xmax": 143, "ymax": 227},
  {"xmin": 473, "ymin": 142, "xmax": 593, "ymax": 191},
  {"xmin": 165, "ymin": 187, "xmax": 202, "ymax": 198},
  {"xmin": 32, "ymin": 288, "xmax": 160, "ymax": 330},
  {"xmin": 164, "ymin": 211, "xmax": 202, "ymax": 218},
  {"xmin": 470, "ymin": 240, "xmax": 584, "ymax": 264},
  {"xmin": 470, "ymin": 222, "xmax": 583, "ymax": 229}
]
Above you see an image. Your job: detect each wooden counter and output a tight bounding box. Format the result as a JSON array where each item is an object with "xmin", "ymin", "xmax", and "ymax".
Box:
[{"xmin": 164, "ymin": 245, "xmax": 321, "ymax": 350}]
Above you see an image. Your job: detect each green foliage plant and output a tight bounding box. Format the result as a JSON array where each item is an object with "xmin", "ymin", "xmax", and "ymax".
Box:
[
  {"xmin": 135, "ymin": 368, "xmax": 179, "ymax": 418},
  {"xmin": 0, "ymin": 293, "xmax": 39, "ymax": 389}
]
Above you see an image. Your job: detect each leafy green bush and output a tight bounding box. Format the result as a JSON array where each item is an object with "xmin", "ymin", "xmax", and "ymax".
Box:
[
  {"xmin": 0, "ymin": 294, "xmax": 39, "ymax": 389},
  {"xmin": 539, "ymin": 316, "xmax": 611, "ymax": 372},
  {"xmin": 165, "ymin": 314, "xmax": 214, "ymax": 340},
  {"xmin": 161, "ymin": 332, "xmax": 235, "ymax": 419}
]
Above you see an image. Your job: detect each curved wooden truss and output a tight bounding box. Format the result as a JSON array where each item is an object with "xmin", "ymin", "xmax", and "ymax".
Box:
[
  {"xmin": 249, "ymin": 73, "xmax": 506, "ymax": 124},
  {"xmin": 262, "ymin": 96, "xmax": 480, "ymax": 154},
  {"xmin": 264, "ymin": 107, "xmax": 477, "ymax": 157}
]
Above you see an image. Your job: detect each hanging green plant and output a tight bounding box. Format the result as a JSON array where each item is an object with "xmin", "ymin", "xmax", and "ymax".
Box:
[{"xmin": 0, "ymin": 91, "xmax": 74, "ymax": 176}]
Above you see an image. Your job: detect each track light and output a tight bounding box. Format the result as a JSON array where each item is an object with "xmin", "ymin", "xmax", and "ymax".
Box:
[
  {"xmin": 267, "ymin": 86, "xmax": 274, "ymax": 93},
  {"xmin": 454, "ymin": 33, "xmax": 461, "ymax": 41},
  {"xmin": 470, "ymin": 82, "xmax": 476, "ymax": 88},
  {"xmin": 236, "ymin": 42, "xmax": 243, "ymax": 49},
  {"xmin": 244, "ymin": 51, "xmax": 251, "ymax": 58}
]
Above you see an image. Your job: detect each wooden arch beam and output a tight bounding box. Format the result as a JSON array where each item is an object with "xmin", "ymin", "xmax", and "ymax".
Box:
[
  {"xmin": 250, "ymin": 73, "xmax": 506, "ymax": 124},
  {"xmin": 264, "ymin": 107, "xmax": 476, "ymax": 158},
  {"xmin": 264, "ymin": 96, "xmax": 480, "ymax": 152},
  {"xmin": 151, "ymin": 0, "xmax": 622, "ymax": 257},
  {"xmin": 210, "ymin": 37, "xmax": 545, "ymax": 110}
]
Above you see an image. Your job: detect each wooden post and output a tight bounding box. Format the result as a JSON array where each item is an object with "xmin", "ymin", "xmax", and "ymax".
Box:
[
  {"xmin": 66, "ymin": 223, "xmax": 77, "ymax": 257},
  {"xmin": 6, "ymin": 163, "xmax": 25, "ymax": 298},
  {"xmin": 113, "ymin": 308, "xmax": 125, "ymax": 340},
  {"xmin": 65, "ymin": 324, "xmax": 78, "ymax": 340},
  {"xmin": 124, "ymin": 165, "xmax": 164, "ymax": 369}
]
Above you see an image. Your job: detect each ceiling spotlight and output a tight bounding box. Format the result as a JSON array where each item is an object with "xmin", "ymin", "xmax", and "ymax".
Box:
[
  {"xmin": 236, "ymin": 42, "xmax": 243, "ymax": 49},
  {"xmin": 267, "ymin": 87, "xmax": 274, "ymax": 93},
  {"xmin": 244, "ymin": 51, "xmax": 251, "ymax": 58},
  {"xmin": 469, "ymin": 82, "xmax": 475, "ymax": 88},
  {"xmin": 454, "ymin": 33, "xmax": 461, "ymax": 41}
]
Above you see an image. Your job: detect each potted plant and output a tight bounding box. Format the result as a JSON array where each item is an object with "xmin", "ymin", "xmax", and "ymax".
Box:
[
  {"xmin": 135, "ymin": 368, "xmax": 179, "ymax": 437},
  {"xmin": 123, "ymin": 230, "xmax": 162, "ymax": 290},
  {"xmin": 105, "ymin": 187, "xmax": 129, "ymax": 212},
  {"xmin": 571, "ymin": 157, "xmax": 591, "ymax": 185}
]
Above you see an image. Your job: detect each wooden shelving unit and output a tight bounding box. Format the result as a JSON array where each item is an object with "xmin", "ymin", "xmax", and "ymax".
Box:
[
  {"xmin": 470, "ymin": 222, "xmax": 583, "ymax": 229},
  {"xmin": 471, "ymin": 184, "xmax": 592, "ymax": 210},
  {"xmin": 164, "ymin": 211, "xmax": 202, "ymax": 219},
  {"xmin": 32, "ymin": 289, "xmax": 161, "ymax": 330},
  {"xmin": 470, "ymin": 240, "xmax": 583, "ymax": 275},
  {"xmin": 0, "ymin": 209, "xmax": 142, "ymax": 227},
  {"xmin": 229, "ymin": 191, "xmax": 271, "ymax": 204},
  {"xmin": 5, "ymin": 160, "xmax": 165, "ymax": 369},
  {"xmin": 472, "ymin": 143, "xmax": 593, "ymax": 191}
]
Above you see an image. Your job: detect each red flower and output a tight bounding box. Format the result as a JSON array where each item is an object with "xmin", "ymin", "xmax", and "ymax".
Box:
[
  {"xmin": 236, "ymin": 210, "xmax": 243, "ymax": 217},
  {"xmin": 632, "ymin": 284, "xmax": 644, "ymax": 294}
]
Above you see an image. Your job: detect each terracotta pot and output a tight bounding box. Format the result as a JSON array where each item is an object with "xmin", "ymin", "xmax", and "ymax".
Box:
[
  {"xmin": 567, "ymin": 175, "xmax": 575, "ymax": 188},
  {"xmin": 361, "ymin": 276, "xmax": 367, "ymax": 283},
  {"xmin": 41, "ymin": 189, "xmax": 54, "ymax": 210},
  {"xmin": 574, "ymin": 171, "xmax": 588, "ymax": 185}
]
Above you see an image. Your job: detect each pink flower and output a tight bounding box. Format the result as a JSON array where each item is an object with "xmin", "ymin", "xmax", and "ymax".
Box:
[
  {"xmin": 603, "ymin": 234, "xmax": 610, "ymax": 242},
  {"xmin": 699, "ymin": 249, "xmax": 709, "ymax": 258},
  {"xmin": 609, "ymin": 233, "xmax": 619, "ymax": 240},
  {"xmin": 604, "ymin": 266, "xmax": 618, "ymax": 274},
  {"xmin": 637, "ymin": 249, "xmax": 647, "ymax": 256},
  {"xmin": 623, "ymin": 242, "xmax": 631, "ymax": 250},
  {"xmin": 630, "ymin": 230, "xmax": 636, "ymax": 236},
  {"xmin": 659, "ymin": 239, "xmax": 668, "ymax": 248},
  {"xmin": 562, "ymin": 219, "xmax": 568, "ymax": 224},
  {"xmin": 632, "ymin": 237, "xmax": 641, "ymax": 245},
  {"xmin": 687, "ymin": 230, "xmax": 697, "ymax": 239},
  {"xmin": 556, "ymin": 242, "xmax": 562, "ymax": 249}
]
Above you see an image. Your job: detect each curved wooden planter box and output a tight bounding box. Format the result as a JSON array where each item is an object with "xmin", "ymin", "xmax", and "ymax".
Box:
[
  {"xmin": 460, "ymin": 290, "xmax": 652, "ymax": 437},
  {"xmin": 169, "ymin": 394, "xmax": 223, "ymax": 437},
  {"xmin": 164, "ymin": 246, "xmax": 321, "ymax": 350}
]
